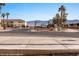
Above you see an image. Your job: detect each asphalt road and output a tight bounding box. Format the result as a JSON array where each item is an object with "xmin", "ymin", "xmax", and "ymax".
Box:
[{"xmin": 0, "ymin": 29, "xmax": 79, "ymax": 38}]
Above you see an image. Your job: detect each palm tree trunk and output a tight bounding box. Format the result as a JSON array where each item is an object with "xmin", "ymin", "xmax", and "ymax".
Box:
[
  {"xmin": 3, "ymin": 17, "xmax": 6, "ymax": 29},
  {"xmin": 0, "ymin": 7, "xmax": 1, "ymax": 14},
  {"xmin": 7, "ymin": 16, "xmax": 8, "ymax": 19}
]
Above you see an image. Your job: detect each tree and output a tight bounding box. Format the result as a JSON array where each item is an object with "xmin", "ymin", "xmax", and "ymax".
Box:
[
  {"xmin": 1, "ymin": 13, "xmax": 5, "ymax": 19},
  {"xmin": 0, "ymin": 3, "xmax": 5, "ymax": 14},
  {"xmin": 55, "ymin": 13, "xmax": 61, "ymax": 26},
  {"xmin": 48, "ymin": 20, "xmax": 50, "ymax": 25},
  {"xmin": 53, "ymin": 13, "xmax": 61, "ymax": 31},
  {"xmin": 53, "ymin": 17, "xmax": 57, "ymax": 24},
  {"xmin": 48, "ymin": 5, "xmax": 68, "ymax": 31},
  {"xmin": 58, "ymin": 5, "xmax": 68, "ymax": 29},
  {"xmin": 1, "ymin": 13, "xmax": 6, "ymax": 29},
  {"xmin": 6, "ymin": 12, "xmax": 10, "ymax": 19},
  {"xmin": 0, "ymin": 3, "xmax": 5, "ymax": 27}
]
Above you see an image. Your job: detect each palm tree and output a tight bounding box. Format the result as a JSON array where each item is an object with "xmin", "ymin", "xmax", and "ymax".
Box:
[
  {"xmin": 0, "ymin": 3, "xmax": 5, "ymax": 28},
  {"xmin": 6, "ymin": 12, "xmax": 10, "ymax": 19},
  {"xmin": 1, "ymin": 13, "xmax": 6, "ymax": 29},
  {"xmin": 1, "ymin": 13, "xmax": 5, "ymax": 19}
]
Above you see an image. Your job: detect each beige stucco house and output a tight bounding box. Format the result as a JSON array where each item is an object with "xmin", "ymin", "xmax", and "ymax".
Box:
[{"xmin": 0, "ymin": 19, "xmax": 27, "ymax": 29}]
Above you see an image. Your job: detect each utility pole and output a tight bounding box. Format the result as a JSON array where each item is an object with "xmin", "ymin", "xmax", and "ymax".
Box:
[{"xmin": 34, "ymin": 21, "xmax": 37, "ymax": 29}]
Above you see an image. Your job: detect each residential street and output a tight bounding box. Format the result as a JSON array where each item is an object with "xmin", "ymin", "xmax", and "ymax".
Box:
[
  {"xmin": 0, "ymin": 29, "xmax": 79, "ymax": 38},
  {"xmin": 0, "ymin": 29, "xmax": 79, "ymax": 55}
]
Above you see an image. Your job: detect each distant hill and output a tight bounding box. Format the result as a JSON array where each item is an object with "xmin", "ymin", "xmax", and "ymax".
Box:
[
  {"xmin": 27, "ymin": 20, "xmax": 79, "ymax": 26},
  {"xmin": 65, "ymin": 20, "xmax": 79, "ymax": 24},
  {"xmin": 27, "ymin": 20, "xmax": 48, "ymax": 26}
]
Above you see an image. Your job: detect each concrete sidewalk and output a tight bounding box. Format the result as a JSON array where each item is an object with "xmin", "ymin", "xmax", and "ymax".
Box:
[
  {"xmin": 0, "ymin": 36, "xmax": 79, "ymax": 55},
  {"xmin": 0, "ymin": 37, "xmax": 79, "ymax": 49}
]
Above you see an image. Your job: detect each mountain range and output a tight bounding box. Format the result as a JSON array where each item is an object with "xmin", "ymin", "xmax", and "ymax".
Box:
[
  {"xmin": 27, "ymin": 20, "xmax": 79, "ymax": 26},
  {"xmin": 27, "ymin": 20, "xmax": 48, "ymax": 26}
]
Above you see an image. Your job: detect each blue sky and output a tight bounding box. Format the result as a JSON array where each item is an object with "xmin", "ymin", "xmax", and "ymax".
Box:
[{"xmin": 2, "ymin": 3, "xmax": 79, "ymax": 21}]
